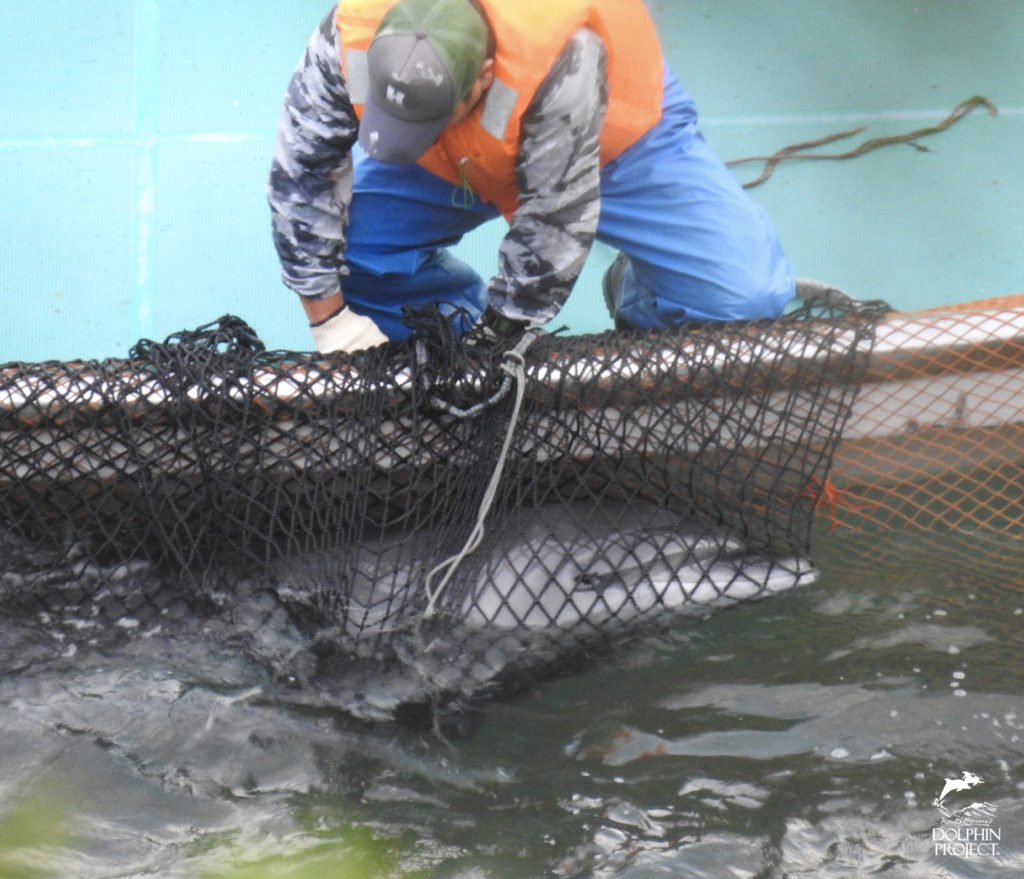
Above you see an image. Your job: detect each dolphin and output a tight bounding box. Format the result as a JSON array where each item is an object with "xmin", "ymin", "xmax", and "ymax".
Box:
[
  {"xmin": 277, "ymin": 501, "xmax": 815, "ymax": 643},
  {"xmin": 282, "ymin": 502, "xmax": 819, "ymax": 716}
]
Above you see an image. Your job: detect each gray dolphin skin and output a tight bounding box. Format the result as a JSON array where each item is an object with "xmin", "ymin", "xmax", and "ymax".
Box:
[{"xmin": 460, "ymin": 503, "xmax": 817, "ymax": 630}]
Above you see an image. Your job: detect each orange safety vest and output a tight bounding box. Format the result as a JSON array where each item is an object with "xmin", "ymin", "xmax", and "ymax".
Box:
[{"xmin": 336, "ymin": 0, "xmax": 664, "ymax": 218}]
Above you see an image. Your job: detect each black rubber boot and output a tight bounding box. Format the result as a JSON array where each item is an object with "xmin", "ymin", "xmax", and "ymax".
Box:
[{"xmin": 601, "ymin": 252, "xmax": 632, "ymax": 330}]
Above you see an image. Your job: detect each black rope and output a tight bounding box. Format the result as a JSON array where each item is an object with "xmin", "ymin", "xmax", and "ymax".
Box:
[{"xmin": 729, "ymin": 96, "xmax": 997, "ymax": 188}]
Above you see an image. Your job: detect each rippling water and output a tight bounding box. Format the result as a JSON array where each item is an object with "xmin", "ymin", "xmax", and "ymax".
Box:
[{"xmin": 1, "ymin": 529, "xmax": 1022, "ymax": 877}]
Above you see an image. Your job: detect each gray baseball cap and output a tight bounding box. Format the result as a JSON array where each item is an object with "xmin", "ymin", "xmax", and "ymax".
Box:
[{"xmin": 359, "ymin": 0, "xmax": 489, "ymax": 164}]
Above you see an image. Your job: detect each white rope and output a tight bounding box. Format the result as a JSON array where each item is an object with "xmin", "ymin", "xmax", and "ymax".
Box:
[{"xmin": 420, "ymin": 342, "xmax": 532, "ymax": 618}]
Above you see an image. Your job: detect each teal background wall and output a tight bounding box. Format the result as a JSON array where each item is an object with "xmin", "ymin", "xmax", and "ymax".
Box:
[{"xmin": 1, "ymin": 1, "xmax": 1021, "ymax": 362}]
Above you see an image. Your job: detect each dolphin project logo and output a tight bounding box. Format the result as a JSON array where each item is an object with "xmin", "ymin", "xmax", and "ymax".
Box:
[{"xmin": 931, "ymin": 770, "xmax": 1001, "ymax": 859}]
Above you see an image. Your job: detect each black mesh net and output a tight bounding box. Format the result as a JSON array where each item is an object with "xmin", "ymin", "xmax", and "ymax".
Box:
[{"xmin": 0, "ymin": 296, "xmax": 883, "ymax": 718}]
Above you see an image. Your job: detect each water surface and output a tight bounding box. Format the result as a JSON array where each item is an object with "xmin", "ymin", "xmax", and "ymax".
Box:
[{"xmin": 1, "ymin": 529, "xmax": 1022, "ymax": 877}]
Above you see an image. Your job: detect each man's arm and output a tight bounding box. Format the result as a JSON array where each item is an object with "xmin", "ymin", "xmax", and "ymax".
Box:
[
  {"xmin": 487, "ymin": 29, "xmax": 610, "ymax": 326},
  {"xmin": 267, "ymin": 11, "xmax": 358, "ymax": 305},
  {"xmin": 267, "ymin": 12, "xmax": 389, "ymax": 351}
]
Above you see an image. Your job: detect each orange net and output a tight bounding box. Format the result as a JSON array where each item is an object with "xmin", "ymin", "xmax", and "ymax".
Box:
[{"xmin": 816, "ymin": 293, "xmax": 1024, "ymax": 580}]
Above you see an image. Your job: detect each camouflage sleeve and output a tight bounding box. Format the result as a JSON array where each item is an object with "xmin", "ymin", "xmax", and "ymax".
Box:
[
  {"xmin": 487, "ymin": 29, "xmax": 609, "ymax": 325},
  {"xmin": 266, "ymin": 10, "xmax": 358, "ymax": 300}
]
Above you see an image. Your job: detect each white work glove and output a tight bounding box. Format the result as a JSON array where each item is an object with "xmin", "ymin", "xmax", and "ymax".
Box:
[{"xmin": 309, "ymin": 305, "xmax": 389, "ymax": 354}]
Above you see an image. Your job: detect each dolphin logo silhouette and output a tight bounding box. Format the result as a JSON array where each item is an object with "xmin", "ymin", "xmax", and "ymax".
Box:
[{"xmin": 937, "ymin": 771, "xmax": 984, "ymax": 805}]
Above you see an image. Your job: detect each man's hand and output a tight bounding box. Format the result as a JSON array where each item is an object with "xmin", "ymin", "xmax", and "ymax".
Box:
[
  {"xmin": 464, "ymin": 307, "xmax": 531, "ymax": 349},
  {"xmin": 309, "ymin": 304, "xmax": 389, "ymax": 353}
]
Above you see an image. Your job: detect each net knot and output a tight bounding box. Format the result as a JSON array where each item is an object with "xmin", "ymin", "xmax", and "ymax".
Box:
[
  {"xmin": 128, "ymin": 314, "xmax": 266, "ymax": 395},
  {"xmin": 129, "ymin": 315, "xmax": 265, "ymax": 362},
  {"xmin": 401, "ymin": 303, "xmax": 544, "ymax": 418}
]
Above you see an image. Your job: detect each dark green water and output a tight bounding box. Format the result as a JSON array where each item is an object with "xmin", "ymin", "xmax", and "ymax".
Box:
[{"xmin": 1, "ymin": 529, "xmax": 1022, "ymax": 877}]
